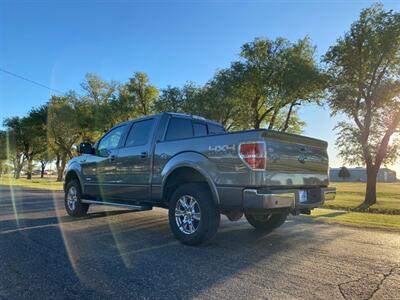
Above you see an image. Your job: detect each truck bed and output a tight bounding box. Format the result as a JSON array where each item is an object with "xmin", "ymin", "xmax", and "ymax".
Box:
[{"xmin": 154, "ymin": 129, "xmax": 329, "ymax": 190}]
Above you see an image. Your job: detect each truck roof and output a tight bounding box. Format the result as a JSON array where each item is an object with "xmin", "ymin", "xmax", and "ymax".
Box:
[
  {"xmin": 111, "ymin": 112, "xmax": 223, "ymax": 130},
  {"xmin": 163, "ymin": 112, "xmax": 222, "ymax": 126}
]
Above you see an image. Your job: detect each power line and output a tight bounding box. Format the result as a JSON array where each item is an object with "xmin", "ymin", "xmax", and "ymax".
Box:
[{"xmin": 0, "ymin": 67, "xmax": 64, "ymax": 94}]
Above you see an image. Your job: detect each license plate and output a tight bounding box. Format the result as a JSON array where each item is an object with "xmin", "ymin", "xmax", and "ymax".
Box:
[{"xmin": 298, "ymin": 190, "xmax": 308, "ymax": 203}]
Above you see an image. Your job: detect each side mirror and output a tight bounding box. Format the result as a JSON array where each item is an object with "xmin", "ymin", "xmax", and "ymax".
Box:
[
  {"xmin": 98, "ymin": 148, "xmax": 110, "ymax": 157},
  {"xmin": 79, "ymin": 142, "xmax": 94, "ymax": 154}
]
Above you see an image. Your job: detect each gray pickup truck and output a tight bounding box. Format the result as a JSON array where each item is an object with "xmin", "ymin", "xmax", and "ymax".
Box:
[{"xmin": 64, "ymin": 112, "xmax": 335, "ymax": 245}]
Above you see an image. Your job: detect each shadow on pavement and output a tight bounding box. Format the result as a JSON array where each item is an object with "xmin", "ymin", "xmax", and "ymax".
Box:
[{"xmin": 0, "ymin": 185, "xmax": 347, "ymax": 299}]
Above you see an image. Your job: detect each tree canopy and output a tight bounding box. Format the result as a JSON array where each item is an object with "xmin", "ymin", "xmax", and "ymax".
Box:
[
  {"xmin": 217, "ymin": 37, "xmax": 326, "ymax": 131},
  {"xmin": 338, "ymin": 166, "xmax": 351, "ymax": 180}
]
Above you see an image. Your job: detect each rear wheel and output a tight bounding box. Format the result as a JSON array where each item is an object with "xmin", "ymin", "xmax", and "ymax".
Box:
[
  {"xmin": 245, "ymin": 212, "xmax": 288, "ymax": 232},
  {"xmin": 168, "ymin": 183, "xmax": 220, "ymax": 246},
  {"xmin": 65, "ymin": 179, "xmax": 89, "ymax": 217}
]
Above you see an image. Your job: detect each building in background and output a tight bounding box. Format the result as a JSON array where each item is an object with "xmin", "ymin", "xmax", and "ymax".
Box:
[{"xmin": 329, "ymin": 167, "xmax": 397, "ymax": 182}]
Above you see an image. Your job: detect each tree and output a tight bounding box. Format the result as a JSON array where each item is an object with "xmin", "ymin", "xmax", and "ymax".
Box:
[
  {"xmin": 185, "ymin": 71, "xmax": 242, "ymax": 130},
  {"xmin": 0, "ymin": 131, "xmax": 7, "ymax": 177},
  {"xmin": 276, "ymin": 38, "xmax": 327, "ymax": 132},
  {"xmin": 3, "ymin": 107, "xmax": 48, "ymax": 180},
  {"xmin": 119, "ymin": 72, "xmax": 159, "ymax": 119},
  {"xmin": 220, "ymin": 37, "xmax": 325, "ymax": 131},
  {"xmin": 3, "ymin": 117, "xmax": 26, "ymax": 179},
  {"xmin": 154, "ymin": 86, "xmax": 186, "ymax": 113},
  {"xmin": 38, "ymin": 150, "xmax": 53, "ymax": 178},
  {"xmin": 338, "ymin": 166, "xmax": 351, "ymax": 181},
  {"xmin": 0, "ymin": 130, "xmax": 6, "ymax": 160},
  {"xmin": 232, "ymin": 38, "xmax": 286, "ymax": 129},
  {"xmin": 28, "ymin": 105, "xmax": 54, "ymax": 178},
  {"xmin": 324, "ymin": 4, "xmax": 400, "ymax": 206},
  {"xmin": 79, "ymin": 73, "xmax": 119, "ymax": 141},
  {"xmin": 0, "ymin": 160, "xmax": 8, "ymax": 177},
  {"xmin": 22, "ymin": 105, "xmax": 49, "ymax": 179},
  {"xmin": 47, "ymin": 94, "xmax": 82, "ymax": 181}
]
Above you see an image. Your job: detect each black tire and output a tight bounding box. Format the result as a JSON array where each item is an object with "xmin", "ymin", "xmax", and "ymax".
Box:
[
  {"xmin": 168, "ymin": 183, "xmax": 220, "ymax": 246},
  {"xmin": 64, "ymin": 179, "xmax": 89, "ymax": 217},
  {"xmin": 245, "ymin": 212, "xmax": 288, "ymax": 232}
]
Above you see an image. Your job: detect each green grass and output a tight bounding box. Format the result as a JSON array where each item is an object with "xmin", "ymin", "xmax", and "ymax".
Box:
[
  {"xmin": 309, "ymin": 208, "xmax": 400, "ymax": 231},
  {"xmin": 324, "ymin": 182, "xmax": 400, "ymax": 214},
  {"xmin": 0, "ymin": 176, "xmax": 63, "ymax": 191}
]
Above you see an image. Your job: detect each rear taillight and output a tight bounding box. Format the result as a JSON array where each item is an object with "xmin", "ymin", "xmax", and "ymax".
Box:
[{"xmin": 239, "ymin": 142, "xmax": 267, "ymax": 170}]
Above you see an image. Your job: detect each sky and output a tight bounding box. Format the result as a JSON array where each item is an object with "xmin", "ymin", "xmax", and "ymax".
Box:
[{"xmin": 1, "ymin": 0, "xmax": 400, "ymax": 174}]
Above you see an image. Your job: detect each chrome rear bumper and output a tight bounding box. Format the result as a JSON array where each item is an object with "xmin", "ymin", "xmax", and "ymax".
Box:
[{"xmin": 243, "ymin": 187, "xmax": 336, "ymax": 210}]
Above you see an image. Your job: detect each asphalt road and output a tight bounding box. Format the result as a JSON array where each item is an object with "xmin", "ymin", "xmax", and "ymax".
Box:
[{"xmin": 0, "ymin": 185, "xmax": 399, "ymax": 300}]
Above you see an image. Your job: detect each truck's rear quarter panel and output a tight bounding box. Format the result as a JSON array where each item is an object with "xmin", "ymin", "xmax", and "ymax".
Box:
[{"xmin": 153, "ymin": 129, "xmax": 329, "ymax": 208}]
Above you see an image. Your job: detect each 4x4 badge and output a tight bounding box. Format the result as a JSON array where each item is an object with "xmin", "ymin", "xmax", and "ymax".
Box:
[{"xmin": 209, "ymin": 144, "xmax": 236, "ymax": 152}]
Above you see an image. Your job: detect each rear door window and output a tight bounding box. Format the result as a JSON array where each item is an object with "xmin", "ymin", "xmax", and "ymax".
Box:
[
  {"xmin": 193, "ymin": 122, "xmax": 208, "ymax": 137},
  {"xmin": 165, "ymin": 117, "xmax": 193, "ymax": 140},
  {"xmin": 208, "ymin": 123, "xmax": 225, "ymax": 135},
  {"xmin": 125, "ymin": 119, "xmax": 155, "ymax": 147}
]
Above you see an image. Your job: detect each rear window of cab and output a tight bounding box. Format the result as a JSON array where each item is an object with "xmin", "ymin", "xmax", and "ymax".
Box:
[{"xmin": 165, "ymin": 117, "xmax": 225, "ymax": 141}]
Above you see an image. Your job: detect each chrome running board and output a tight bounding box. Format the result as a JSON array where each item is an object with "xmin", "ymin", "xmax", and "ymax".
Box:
[{"xmin": 81, "ymin": 199, "xmax": 152, "ymax": 211}]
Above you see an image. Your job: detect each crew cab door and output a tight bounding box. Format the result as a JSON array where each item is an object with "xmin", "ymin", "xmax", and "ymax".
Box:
[
  {"xmin": 81, "ymin": 124, "xmax": 127, "ymax": 199},
  {"xmin": 113, "ymin": 118, "xmax": 156, "ymax": 201}
]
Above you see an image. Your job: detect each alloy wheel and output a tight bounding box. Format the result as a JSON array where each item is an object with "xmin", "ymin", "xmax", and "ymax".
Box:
[
  {"xmin": 175, "ymin": 195, "xmax": 201, "ymax": 235},
  {"xmin": 67, "ymin": 186, "xmax": 78, "ymax": 211}
]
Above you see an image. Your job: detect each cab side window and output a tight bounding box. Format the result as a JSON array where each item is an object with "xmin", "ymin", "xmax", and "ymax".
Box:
[
  {"xmin": 125, "ymin": 119, "xmax": 155, "ymax": 147},
  {"xmin": 208, "ymin": 123, "xmax": 225, "ymax": 135},
  {"xmin": 165, "ymin": 117, "xmax": 193, "ymax": 140},
  {"xmin": 193, "ymin": 122, "xmax": 207, "ymax": 137},
  {"xmin": 98, "ymin": 125, "xmax": 126, "ymax": 154}
]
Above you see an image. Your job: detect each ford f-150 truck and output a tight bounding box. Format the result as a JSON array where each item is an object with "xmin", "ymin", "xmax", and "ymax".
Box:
[{"xmin": 64, "ymin": 112, "xmax": 336, "ymax": 245}]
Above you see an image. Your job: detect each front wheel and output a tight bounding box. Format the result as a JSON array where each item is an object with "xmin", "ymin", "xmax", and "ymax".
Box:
[
  {"xmin": 168, "ymin": 183, "xmax": 220, "ymax": 246},
  {"xmin": 245, "ymin": 212, "xmax": 288, "ymax": 232},
  {"xmin": 65, "ymin": 179, "xmax": 89, "ymax": 217}
]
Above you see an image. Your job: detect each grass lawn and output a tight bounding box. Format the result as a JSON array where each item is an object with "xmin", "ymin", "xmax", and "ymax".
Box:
[
  {"xmin": 324, "ymin": 182, "xmax": 400, "ymax": 214},
  {"xmin": 309, "ymin": 208, "xmax": 400, "ymax": 231},
  {"xmin": 0, "ymin": 176, "xmax": 63, "ymax": 191}
]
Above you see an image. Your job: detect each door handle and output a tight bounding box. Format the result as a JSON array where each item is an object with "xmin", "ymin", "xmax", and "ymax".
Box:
[
  {"xmin": 140, "ymin": 152, "xmax": 148, "ymax": 158},
  {"xmin": 109, "ymin": 155, "xmax": 116, "ymax": 162}
]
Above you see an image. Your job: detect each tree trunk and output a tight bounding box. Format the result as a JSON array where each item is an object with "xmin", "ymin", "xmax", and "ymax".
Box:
[
  {"xmin": 14, "ymin": 165, "xmax": 22, "ymax": 179},
  {"xmin": 252, "ymin": 96, "xmax": 260, "ymax": 129},
  {"xmin": 13, "ymin": 157, "xmax": 24, "ymax": 179},
  {"xmin": 56, "ymin": 155, "xmax": 67, "ymax": 181},
  {"xmin": 55, "ymin": 155, "xmax": 61, "ymax": 181},
  {"xmin": 40, "ymin": 160, "xmax": 48, "ymax": 178},
  {"xmin": 26, "ymin": 158, "xmax": 33, "ymax": 180},
  {"xmin": 253, "ymin": 120, "xmax": 260, "ymax": 129},
  {"xmin": 282, "ymin": 102, "xmax": 299, "ymax": 132},
  {"xmin": 268, "ymin": 108, "xmax": 280, "ymax": 130},
  {"xmin": 40, "ymin": 163, "xmax": 46, "ymax": 178},
  {"xmin": 253, "ymin": 108, "xmax": 260, "ymax": 129},
  {"xmin": 363, "ymin": 165, "xmax": 379, "ymax": 207},
  {"xmin": 57, "ymin": 173, "xmax": 63, "ymax": 181}
]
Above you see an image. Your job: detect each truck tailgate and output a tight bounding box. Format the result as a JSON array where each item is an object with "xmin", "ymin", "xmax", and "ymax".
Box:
[{"xmin": 260, "ymin": 130, "xmax": 329, "ymax": 174}]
